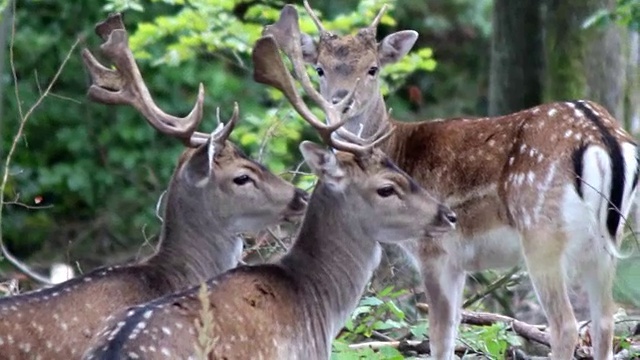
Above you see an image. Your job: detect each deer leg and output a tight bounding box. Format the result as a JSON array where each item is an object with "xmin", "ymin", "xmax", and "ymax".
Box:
[
  {"xmin": 582, "ymin": 253, "xmax": 616, "ymax": 360},
  {"xmin": 522, "ymin": 229, "xmax": 578, "ymax": 360},
  {"xmin": 420, "ymin": 255, "xmax": 465, "ymax": 360}
]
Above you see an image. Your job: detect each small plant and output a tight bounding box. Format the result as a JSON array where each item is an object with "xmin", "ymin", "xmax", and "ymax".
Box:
[
  {"xmin": 331, "ymin": 340, "xmax": 405, "ymax": 360},
  {"xmin": 194, "ymin": 282, "xmax": 217, "ymax": 359},
  {"xmin": 458, "ymin": 322, "xmax": 522, "ymax": 359},
  {"xmin": 341, "ymin": 286, "xmax": 409, "ymax": 341},
  {"xmin": 332, "ymin": 286, "xmax": 417, "ymax": 359}
]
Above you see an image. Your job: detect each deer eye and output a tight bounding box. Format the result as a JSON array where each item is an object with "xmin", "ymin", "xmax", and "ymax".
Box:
[
  {"xmin": 368, "ymin": 66, "xmax": 379, "ymax": 76},
  {"xmin": 376, "ymin": 185, "xmax": 396, "ymax": 198},
  {"xmin": 316, "ymin": 67, "xmax": 325, "ymax": 77},
  {"xmin": 233, "ymin": 175, "xmax": 252, "ymax": 186}
]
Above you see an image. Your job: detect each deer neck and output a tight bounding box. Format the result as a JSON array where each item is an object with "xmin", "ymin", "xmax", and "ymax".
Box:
[
  {"xmin": 145, "ymin": 185, "xmax": 242, "ymax": 292},
  {"xmin": 279, "ymin": 184, "xmax": 382, "ymax": 354},
  {"xmin": 343, "ymin": 93, "xmax": 389, "ymax": 138}
]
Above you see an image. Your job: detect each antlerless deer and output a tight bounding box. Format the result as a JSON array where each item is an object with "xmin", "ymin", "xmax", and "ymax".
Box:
[
  {"xmin": 261, "ymin": 2, "xmax": 640, "ymax": 360},
  {"xmin": 80, "ymin": 24, "xmax": 457, "ymax": 360},
  {"xmin": 0, "ymin": 14, "xmax": 307, "ymax": 360}
]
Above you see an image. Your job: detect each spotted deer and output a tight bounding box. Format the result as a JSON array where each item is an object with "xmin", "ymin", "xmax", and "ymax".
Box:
[
  {"xmin": 79, "ymin": 31, "xmax": 457, "ymax": 360},
  {"xmin": 0, "ymin": 14, "xmax": 307, "ymax": 359},
  {"xmin": 261, "ymin": 3, "xmax": 640, "ymax": 359}
]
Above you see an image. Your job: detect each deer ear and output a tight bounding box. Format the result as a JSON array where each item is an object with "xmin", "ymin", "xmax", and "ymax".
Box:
[
  {"xmin": 300, "ymin": 141, "xmax": 346, "ymax": 190},
  {"xmin": 378, "ymin": 30, "xmax": 418, "ymax": 66},
  {"xmin": 181, "ymin": 139, "xmax": 218, "ymax": 187},
  {"xmin": 301, "ymin": 33, "xmax": 319, "ymax": 64}
]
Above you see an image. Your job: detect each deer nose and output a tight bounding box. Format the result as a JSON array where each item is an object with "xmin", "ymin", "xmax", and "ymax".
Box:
[
  {"xmin": 331, "ymin": 89, "xmax": 349, "ymax": 104},
  {"xmin": 438, "ymin": 204, "xmax": 457, "ymax": 228}
]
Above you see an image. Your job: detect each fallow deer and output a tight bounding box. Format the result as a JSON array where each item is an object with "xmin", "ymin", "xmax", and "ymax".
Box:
[
  {"xmin": 262, "ymin": 3, "xmax": 640, "ymax": 359},
  {"xmin": 80, "ymin": 31, "xmax": 457, "ymax": 360},
  {"xmin": 0, "ymin": 14, "xmax": 307, "ymax": 359}
]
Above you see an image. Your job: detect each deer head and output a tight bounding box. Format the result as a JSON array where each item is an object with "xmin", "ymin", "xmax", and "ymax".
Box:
[
  {"xmin": 262, "ymin": 2, "xmax": 417, "ymax": 120},
  {"xmin": 253, "ymin": 27, "xmax": 456, "ymax": 237}
]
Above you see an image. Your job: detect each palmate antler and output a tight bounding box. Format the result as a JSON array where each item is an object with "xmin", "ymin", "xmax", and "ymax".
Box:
[
  {"xmin": 253, "ymin": 5, "xmax": 393, "ymax": 156},
  {"xmin": 81, "ymin": 13, "xmax": 238, "ymax": 147}
]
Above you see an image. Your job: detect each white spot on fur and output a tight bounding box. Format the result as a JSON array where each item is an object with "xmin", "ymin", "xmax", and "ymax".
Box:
[
  {"xmin": 564, "ymin": 129, "xmax": 573, "ymax": 138},
  {"xmin": 143, "ymin": 310, "xmax": 153, "ymax": 319},
  {"xmin": 161, "ymin": 347, "xmax": 171, "ymax": 357},
  {"xmin": 548, "ymin": 108, "xmax": 557, "ymax": 116},
  {"xmin": 161, "ymin": 327, "xmax": 171, "ymax": 335}
]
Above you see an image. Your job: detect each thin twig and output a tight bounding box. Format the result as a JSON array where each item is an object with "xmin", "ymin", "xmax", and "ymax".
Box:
[
  {"xmin": 0, "ymin": 1, "xmax": 81, "ymax": 285},
  {"xmin": 4, "ymin": 201, "xmax": 53, "ymax": 210},
  {"xmin": 266, "ymin": 228, "xmax": 289, "ymax": 251},
  {"xmin": 463, "ymin": 266, "xmax": 521, "ymax": 309}
]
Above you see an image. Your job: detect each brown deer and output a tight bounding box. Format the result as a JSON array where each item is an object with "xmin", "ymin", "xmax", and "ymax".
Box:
[
  {"xmin": 79, "ymin": 31, "xmax": 457, "ymax": 360},
  {"xmin": 0, "ymin": 14, "xmax": 307, "ymax": 359},
  {"xmin": 260, "ymin": 3, "xmax": 640, "ymax": 360}
]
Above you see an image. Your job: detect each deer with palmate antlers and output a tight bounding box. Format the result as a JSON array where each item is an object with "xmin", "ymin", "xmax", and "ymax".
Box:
[
  {"xmin": 0, "ymin": 14, "xmax": 307, "ymax": 360},
  {"xmin": 261, "ymin": 3, "xmax": 640, "ymax": 359},
  {"xmin": 80, "ymin": 31, "xmax": 457, "ymax": 360}
]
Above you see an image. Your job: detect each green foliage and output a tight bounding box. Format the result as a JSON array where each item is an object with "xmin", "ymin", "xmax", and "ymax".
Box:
[
  {"xmin": 584, "ymin": 0, "xmax": 640, "ymax": 31},
  {"xmin": 458, "ymin": 322, "xmax": 522, "ymax": 359},
  {"xmin": 341, "ymin": 287, "xmax": 408, "ymax": 340},
  {"xmin": 331, "ymin": 286, "xmax": 419, "ymax": 359},
  {"xmin": 331, "ymin": 342, "xmax": 404, "ymax": 360},
  {"xmin": 618, "ymin": 337, "xmax": 640, "ymax": 358}
]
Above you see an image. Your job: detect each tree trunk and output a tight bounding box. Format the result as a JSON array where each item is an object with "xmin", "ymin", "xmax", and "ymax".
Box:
[
  {"xmin": 544, "ymin": 0, "xmax": 626, "ymax": 120},
  {"xmin": 488, "ymin": 0, "xmax": 543, "ymax": 116}
]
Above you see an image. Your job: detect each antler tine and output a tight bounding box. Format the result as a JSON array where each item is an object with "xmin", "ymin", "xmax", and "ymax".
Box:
[
  {"xmin": 82, "ymin": 24, "xmax": 205, "ymax": 146},
  {"xmin": 330, "ymin": 124, "xmax": 395, "ymax": 154},
  {"xmin": 95, "ymin": 13, "xmax": 125, "ymax": 41},
  {"xmin": 303, "ymin": 0, "xmax": 327, "ymax": 34},
  {"xmin": 212, "ymin": 102, "xmax": 240, "ymax": 144},
  {"xmin": 368, "ymin": 4, "xmax": 389, "ymax": 34}
]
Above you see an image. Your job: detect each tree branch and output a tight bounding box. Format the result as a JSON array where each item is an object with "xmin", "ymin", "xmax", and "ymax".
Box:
[{"xmin": 416, "ymin": 302, "xmax": 550, "ymax": 346}]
